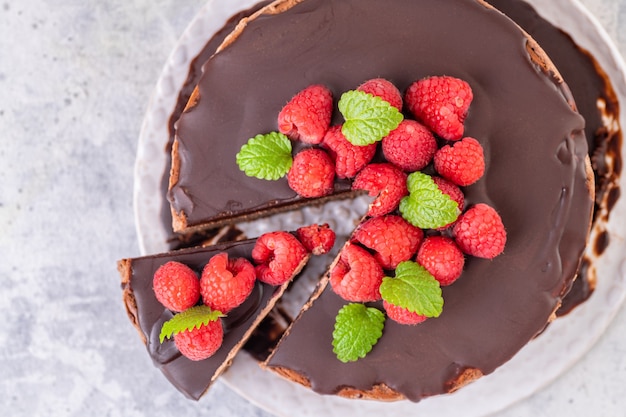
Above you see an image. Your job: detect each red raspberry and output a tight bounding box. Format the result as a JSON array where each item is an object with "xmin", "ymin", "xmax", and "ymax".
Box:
[
  {"xmin": 432, "ymin": 177, "xmax": 464, "ymax": 212},
  {"xmin": 278, "ymin": 84, "xmax": 333, "ymax": 144},
  {"xmin": 381, "ymin": 119, "xmax": 437, "ymax": 172},
  {"xmin": 383, "ymin": 300, "xmax": 427, "ymax": 325},
  {"xmin": 352, "ymin": 163, "xmax": 408, "ymax": 217},
  {"xmin": 252, "ymin": 231, "xmax": 308, "ymax": 286},
  {"xmin": 200, "ymin": 252, "xmax": 256, "ymax": 313},
  {"xmin": 173, "ymin": 319, "xmax": 224, "ymax": 361},
  {"xmin": 287, "ymin": 148, "xmax": 335, "ymax": 198},
  {"xmin": 453, "ymin": 203, "xmax": 506, "ymax": 259},
  {"xmin": 352, "ymin": 215, "xmax": 423, "ymax": 270},
  {"xmin": 153, "ymin": 261, "xmax": 200, "ymax": 312},
  {"xmin": 321, "ymin": 125, "xmax": 377, "ymax": 178},
  {"xmin": 432, "ymin": 176, "xmax": 464, "ymax": 230},
  {"xmin": 405, "ymin": 75, "xmax": 473, "ymax": 140},
  {"xmin": 416, "ymin": 236, "xmax": 465, "ymax": 286},
  {"xmin": 329, "ymin": 243, "xmax": 383, "ymax": 302},
  {"xmin": 357, "ymin": 78, "xmax": 403, "ymax": 111},
  {"xmin": 296, "ymin": 223, "xmax": 336, "ymax": 255},
  {"xmin": 433, "ymin": 137, "xmax": 485, "ymax": 186}
]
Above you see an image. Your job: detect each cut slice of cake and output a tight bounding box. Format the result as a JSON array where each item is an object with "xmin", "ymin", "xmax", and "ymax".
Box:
[{"xmin": 118, "ymin": 232, "xmax": 311, "ymax": 400}]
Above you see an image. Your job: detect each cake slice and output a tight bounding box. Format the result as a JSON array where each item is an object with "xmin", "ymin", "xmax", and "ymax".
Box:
[{"xmin": 118, "ymin": 234, "xmax": 310, "ymax": 400}]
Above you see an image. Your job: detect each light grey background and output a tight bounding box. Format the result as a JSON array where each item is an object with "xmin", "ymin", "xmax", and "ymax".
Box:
[{"xmin": 1, "ymin": 1, "xmax": 625, "ymax": 416}]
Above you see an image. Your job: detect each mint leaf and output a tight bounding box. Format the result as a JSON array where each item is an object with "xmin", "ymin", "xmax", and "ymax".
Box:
[
  {"xmin": 400, "ymin": 172, "xmax": 460, "ymax": 229},
  {"xmin": 339, "ymin": 90, "xmax": 403, "ymax": 146},
  {"xmin": 160, "ymin": 305, "xmax": 223, "ymax": 343},
  {"xmin": 332, "ymin": 303, "xmax": 385, "ymax": 363},
  {"xmin": 236, "ymin": 132, "xmax": 293, "ymax": 180},
  {"xmin": 380, "ymin": 261, "xmax": 443, "ymax": 318}
]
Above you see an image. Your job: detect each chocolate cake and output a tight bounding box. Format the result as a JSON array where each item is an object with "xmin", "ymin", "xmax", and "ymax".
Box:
[
  {"xmin": 168, "ymin": 0, "xmax": 594, "ymax": 401},
  {"xmin": 123, "ymin": 0, "xmax": 623, "ymax": 404}
]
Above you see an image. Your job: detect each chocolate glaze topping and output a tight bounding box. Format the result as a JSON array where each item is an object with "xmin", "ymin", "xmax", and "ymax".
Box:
[
  {"xmin": 120, "ymin": 239, "xmax": 295, "ymax": 400},
  {"xmin": 204, "ymin": 0, "xmax": 594, "ymax": 401},
  {"xmin": 141, "ymin": 0, "xmax": 623, "ymax": 402}
]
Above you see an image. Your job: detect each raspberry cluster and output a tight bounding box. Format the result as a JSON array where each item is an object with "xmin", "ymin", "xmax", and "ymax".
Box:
[
  {"xmin": 272, "ymin": 76, "xmax": 506, "ymax": 328},
  {"xmin": 153, "ymin": 226, "xmax": 335, "ymax": 361},
  {"xmin": 236, "ymin": 75, "xmax": 507, "ymax": 359}
]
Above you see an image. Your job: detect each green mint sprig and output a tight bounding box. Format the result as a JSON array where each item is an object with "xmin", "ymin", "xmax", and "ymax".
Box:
[
  {"xmin": 236, "ymin": 132, "xmax": 293, "ymax": 180},
  {"xmin": 338, "ymin": 90, "xmax": 403, "ymax": 146},
  {"xmin": 399, "ymin": 171, "xmax": 460, "ymax": 229},
  {"xmin": 159, "ymin": 305, "xmax": 224, "ymax": 343},
  {"xmin": 379, "ymin": 261, "xmax": 443, "ymax": 318},
  {"xmin": 332, "ymin": 303, "xmax": 385, "ymax": 363}
]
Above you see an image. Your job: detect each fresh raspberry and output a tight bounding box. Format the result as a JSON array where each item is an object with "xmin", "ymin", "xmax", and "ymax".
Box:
[
  {"xmin": 252, "ymin": 231, "xmax": 308, "ymax": 286},
  {"xmin": 173, "ymin": 319, "xmax": 224, "ymax": 361},
  {"xmin": 321, "ymin": 125, "xmax": 377, "ymax": 178},
  {"xmin": 278, "ymin": 84, "xmax": 333, "ymax": 144},
  {"xmin": 329, "ymin": 243, "xmax": 383, "ymax": 302},
  {"xmin": 416, "ymin": 236, "xmax": 465, "ymax": 286},
  {"xmin": 153, "ymin": 261, "xmax": 200, "ymax": 312},
  {"xmin": 352, "ymin": 215, "xmax": 423, "ymax": 270},
  {"xmin": 381, "ymin": 119, "xmax": 437, "ymax": 172},
  {"xmin": 296, "ymin": 223, "xmax": 336, "ymax": 255},
  {"xmin": 405, "ymin": 75, "xmax": 473, "ymax": 140},
  {"xmin": 433, "ymin": 137, "xmax": 485, "ymax": 186},
  {"xmin": 432, "ymin": 176, "xmax": 464, "ymax": 230},
  {"xmin": 352, "ymin": 163, "xmax": 408, "ymax": 217},
  {"xmin": 287, "ymin": 148, "xmax": 335, "ymax": 198},
  {"xmin": 432, "ymin": 177, "xmax": 464, "ymax": 212},
  {"xmin": 200, "ymin": 252, "xmax": 256, "ymax": 313},
  {"xmin": 453, "ymin": 203, "xmax": 506, "ymax": 259},
  {"xmin": 357, "ymin": 78, "xmax": 403, "ymax": 111},
  {"xmin": 383, "ymin": 300, "xmax": 428, "ymax": 325}
]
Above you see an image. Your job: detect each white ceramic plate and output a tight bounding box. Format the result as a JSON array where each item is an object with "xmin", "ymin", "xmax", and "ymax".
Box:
[{"xmin": 134, "ymin": 0, "xmax": 626, "ymax": 416}]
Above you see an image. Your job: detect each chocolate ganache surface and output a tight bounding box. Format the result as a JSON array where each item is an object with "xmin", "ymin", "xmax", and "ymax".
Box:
[
  {"xmin": 119, "ymin": 238, "xmax": 301, "ymax": 400},
  {"xmin": 183, "ymin": 0, "xmax": 597, "ymax": 401}
]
